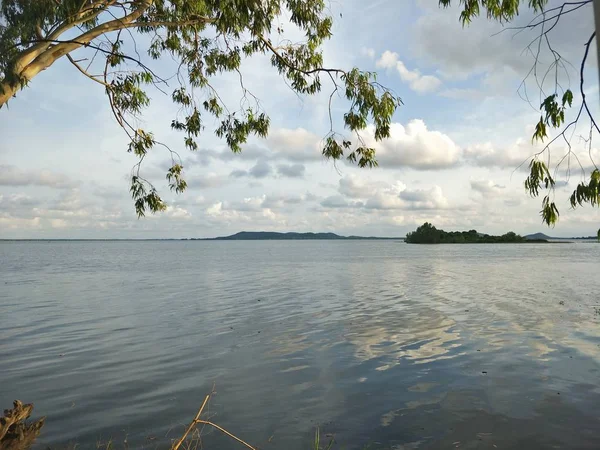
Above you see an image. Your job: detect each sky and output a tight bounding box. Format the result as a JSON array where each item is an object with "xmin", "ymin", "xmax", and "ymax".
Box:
[{"xmin": 1, "ymin": 0, "xmax": 599, "ymax": 239}]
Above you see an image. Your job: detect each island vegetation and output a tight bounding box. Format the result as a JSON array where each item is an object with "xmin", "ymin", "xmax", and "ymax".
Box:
[{"xmin": 405, "ymin": 223, "xmax": 547, "ymax": 244}]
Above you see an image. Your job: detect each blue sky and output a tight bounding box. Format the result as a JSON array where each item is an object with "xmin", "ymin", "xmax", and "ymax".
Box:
[{"xmin": 1, "ymin": 0, "xmax": 598, "ymax": 238}]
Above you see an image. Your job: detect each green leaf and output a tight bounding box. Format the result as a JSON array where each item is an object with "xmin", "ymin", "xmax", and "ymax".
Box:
[{"xmin": 562, "ymin": 89, "xmax": 573, "ymax": 107}]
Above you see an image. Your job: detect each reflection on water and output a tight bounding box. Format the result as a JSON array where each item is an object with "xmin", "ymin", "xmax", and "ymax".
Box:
[{"xmin": 1, "ymin": 241, "xmax": 600, "ymax": 449}]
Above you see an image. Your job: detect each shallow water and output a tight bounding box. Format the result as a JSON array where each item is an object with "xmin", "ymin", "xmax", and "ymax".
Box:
[{"xmin": 1, "ymin": 240, "xmax": 600, "ymax": 449}]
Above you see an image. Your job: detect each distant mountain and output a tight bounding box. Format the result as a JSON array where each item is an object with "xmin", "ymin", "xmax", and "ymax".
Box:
[
  {"xmin": 216, "ymin": 231, "xmax": 344, "ymax": 240},
  {"xmin": 194, "ymin": 231, "xmax": 401, "ymax": 240},
  {"xmin": 525, "ymin": 232, "xmax": 597, "ymax": 241},
  {"xmin": 525, "ymin": 232, "xmax": 554, "ymax": 240}
]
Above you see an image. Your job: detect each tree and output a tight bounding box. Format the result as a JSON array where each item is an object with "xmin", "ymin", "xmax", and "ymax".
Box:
[
  {"xmin": 0, "ymin": 0, "xmax": 401, "ymax": 216},
  {"xmin": 1, "ymin": 1, "xmax": 598, "ymax": 224},
  {"xmin": 440, "ymin": 0, "xmax": 599, "ymax": 226}
]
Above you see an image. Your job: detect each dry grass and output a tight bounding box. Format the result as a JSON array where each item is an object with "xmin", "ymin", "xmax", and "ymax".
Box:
[
  {"xmin": 171, "ymin": 393, "xmax": 336, "ymax": 450},
  {"xmin": 170, "ymin": 393, "xmax": 257, "ymax": 450},
  {"xmin": 9, "ymin": 395, "xmax": 337, "ymax": 450}
]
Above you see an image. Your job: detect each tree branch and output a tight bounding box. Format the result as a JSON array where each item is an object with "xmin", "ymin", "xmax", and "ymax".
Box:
[
  {"xmin": 66, "ymin": 53, "xmax": 110, "ymax": 87},
  {"xmin": 258, "ymin": 35, "xmax": 345, "ymax": 77},
  {"xmin": 579, "ymin": 31, "xmax": 599, "ymax": 134}
]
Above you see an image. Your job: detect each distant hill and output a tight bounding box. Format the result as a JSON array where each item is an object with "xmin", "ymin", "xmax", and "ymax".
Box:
[
  {"xmin": 525, "ymin": 232, "xmax": 554, "ymax": 240},
  {"xmin": 525, "ymin": 232, "xmax": 596, "ymax": 240},
  {"xmin": 193, "ymin": 231, "xmax": 401, "ymax": 240}
]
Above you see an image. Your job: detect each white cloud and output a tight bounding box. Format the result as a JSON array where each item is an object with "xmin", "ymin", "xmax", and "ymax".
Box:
[
  {"xmin": 249, "ymin": 160, "xmax": 272, "ymax": 178},
  {"xmin": 470, "ymin": 179, "xmax": 505, "ymax": 197},
  {"xmin": 1, "ymin": 1, "xmax": 598, "ymax": 239},
  {"xmin": 332, "ymin": 174, "xmax": 449, "ymax": 212},
  {"xmin": 0, "ymin": 165, "xmax": 78, "ymax": 189},
  {"xmin": 362, "ymin": 120, "xmax": 461, "ymax": 170},
  {"xmin": 267, "ymin": 128, "xmax": 322, "ymax": 161},
  {"xmin": 413, "ymin": 4, "xmax": 529, "ymax": 80},
  {"xmin": 338, "ymin": 174, "xmax": 382, "ymax": 198},
  {"xmin": 413, "ymin": 0, "xmax": 593, "ymax": 96},
  {"xmin": 164, "ymin": 206, "xmax": 191, "ymax": 219},
  {"xmin": 399, "ymin": 186, "xmax": 449, "ymax": 210},
  {"xmin": 231, "ymin": 160, "xmax": 273, "ymax": 179},
  {"xmin": 277, "ymin": 163, "xmax": 305, "ymax": 178},
  {"xmin": 361, "ymin": 47, "xmax": 376, "ymax": 59},
  {"xmin": 321, "ymin": 195, "xmax": 354, "ymax": 208},
  {"xmin": 464, "ymin": 139, "xmax": 535, "ymax": 169},
  {"xmin": 0, "ymin": 215, "xmax": 42, "ymax": 230},
  {"xmin": 376, "ymin": 50, "xmax": 442, "ymax": 93},
  {"xmin": 262, "ymin": 194, "xmax": 307, "ymax": 209},
  {"xmin": 0, "ymin": 193, "xmax": 40, "ymax": 207},
  {"xmin": 186, "ymin": 172, "xmax": 228, "ymax": 189},
  {"xmin": 439, "ymin": 88, "xmax": 484, "ymax": 100}
]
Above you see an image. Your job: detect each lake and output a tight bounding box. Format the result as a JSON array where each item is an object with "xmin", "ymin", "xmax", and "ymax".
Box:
[{"xmin": 1, "ymin": 240, "xmax": 600, "ymax": 449}]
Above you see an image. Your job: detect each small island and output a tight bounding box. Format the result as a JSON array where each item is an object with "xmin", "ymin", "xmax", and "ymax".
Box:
[{"xmin": 405, "ymin": 222, "xmax": 548, "ymax": 244}]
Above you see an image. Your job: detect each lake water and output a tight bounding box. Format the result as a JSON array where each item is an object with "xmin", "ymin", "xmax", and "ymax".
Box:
[{"xmin": 1, "ymin": 240, "xmax": 600, "ymax": 449}]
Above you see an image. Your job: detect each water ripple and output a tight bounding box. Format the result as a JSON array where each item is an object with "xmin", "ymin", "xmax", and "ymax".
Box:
[{"xmin": 1, "ymin": 241, "xmax": 600, "ymax": 449}]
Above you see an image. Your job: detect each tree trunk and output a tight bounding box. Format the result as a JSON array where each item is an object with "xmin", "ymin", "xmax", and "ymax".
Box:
[
  {"xmin": 0, "ymin": 0, "xmax": 153, "ymax": 108},
  {"xmin": 0, "ymin": 82, "xmax": 20, "ymax": 108},
  {"xmin": 0, "ymin": 401, "xmax": 45, "ymax": 450}
]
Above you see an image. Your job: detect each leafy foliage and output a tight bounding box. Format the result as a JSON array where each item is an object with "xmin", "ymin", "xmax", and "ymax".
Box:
[
  {"xmin": 2, "ymin": 0, "xmax": 598, "ymax": 226},
  {"xmin": 439, "ymin": 0, "xmax": 549, "ymax": 24},
  {"xmin": 405, "ymin": 222, "xmax": 541, "ymax": 244},
  {"xmin": 441, "ymin": 0, "xmax": 598, "ymax": 227},
  {"xmin": 0, "ymin": 0, "xmax": 401, "ymax": 217},
  {"xmin": 570, "ymin": 169, "xmax": 600, "ymax": 208}
]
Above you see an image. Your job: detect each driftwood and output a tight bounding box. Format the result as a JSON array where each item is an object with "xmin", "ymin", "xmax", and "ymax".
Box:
[{"xmin": 0, "ymin": 401, "xmax": 45, "ymax": 450}]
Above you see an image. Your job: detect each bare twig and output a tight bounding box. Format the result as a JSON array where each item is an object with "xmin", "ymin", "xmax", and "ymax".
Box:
[
  {"xmin": 171, "ymin": 395, "xmax": 210, "ymax": 450},
  {"xmin": 171, "ymin": 394, "xmax": 257, "ymax": 450},
  {"xmin": 194, "ymin": 420, "xmax": 257, "ymax": 450},
  {"xmin": 66, "ymin": 53, "xmax": 110, "ymax": 86}
]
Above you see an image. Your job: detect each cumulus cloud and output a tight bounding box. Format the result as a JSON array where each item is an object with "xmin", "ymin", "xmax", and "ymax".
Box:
[
  {"xmin": 331, "ymin": 175, "xmax": 449, "ymax": 212},
  {"xmin": 470, "ymin": 179, "xmax": 506, "ymax": 197},
  {"xmin": 413, "ymin": 1, "xmax": 592, "ymax": 90},
  {"xmin": 364, "ymin": 193, "xmax": 404, "ymax": 210},
  {"xmin": 361, "ymin": 120, "xmax": 461, "ymax": 170},
  {"xmin": 339, "ymin": 174, "xmax": 381, "ymax": 198},
  {"xmin": 413, "ymin": 4, "xmax": 530, "ymax": 80},
  {"xmin": 361, "ymin": 47, "xmax": 376, "ymax": 59},
  {"xmin": 399, "ymin": 186, "xmax": 449, "ymax": 210},
  {"xmin": 267, "ymin": 127, "xmax": 321, "ymax": 161},
  {"xmin": 0, "ymin": 164, "xmax": 78, "ymax": 189},
  {"xmin": 230, "ymin": 169, "xmax": 248, "ymax": 178},
  {"xmin": 277, "ymin": 163, "xmax": 305, "ymax": 178},
  {"xmin": 321, "ymin": 195, "xmax": 354, "ymax": 208},
  {"xmin": 249, "ymin": 160, "xmax": 272, "ymax": 178},
  {"xmin": 463, "ymin": 139, "xmax": 535, "ymax": 169},
  {"xmin": 230, "ymin": 160, "xmax": 273, "ymax": 179},
  {"xmin": 205, "ymin": 200, "xmax": 286, "ymax": 229},
  {"xmin": 439, "ymin": 88, "xmax": 484, "ymax": 100},
  {"xmin": 0, "ymin": 193, "xmax": 41, "ymax": 207},
  {"xmin": 186, "ymin": 173, "xmax": 228, "ymax": 188},
  {"xmin": 262, "ymin": 194, "xmax": 306, "ymax": 209},
  {"xmin": 186, "ymin": 146, "xmax": 269, "ymax": 166},
  {"xmin": 163, "ymin": 206, "xmax": 191, "ymax": 219},
  {"xmin": 376, "ymin": 51, "xmax": 442, "ymax": 93},
  {"xmin": 0, "ymin": 215, "xmax": 42, "ymax": 230}
]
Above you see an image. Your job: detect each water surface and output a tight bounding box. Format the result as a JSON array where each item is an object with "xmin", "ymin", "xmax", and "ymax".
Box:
[{"xmin": 1, "ymin": 241, "xmax": 600, "ymax": 449}]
